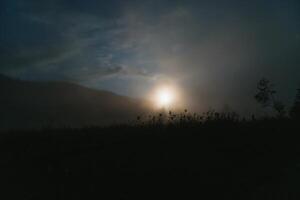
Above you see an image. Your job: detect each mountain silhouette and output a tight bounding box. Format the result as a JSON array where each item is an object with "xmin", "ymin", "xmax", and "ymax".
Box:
[
  {"xmin": 0, "ymin": 74, "xmax": 14, "ymax": 82},
  {"xmin": 0, "ymin": 74, "xmax": 149, "ymax": 130}
]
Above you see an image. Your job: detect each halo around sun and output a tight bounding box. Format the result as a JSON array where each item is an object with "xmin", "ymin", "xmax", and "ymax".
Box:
[
  {"xmin": 152, "ymin": 85, "xmax": 178, "ymax": 109},
  {"xmin": 156, "ymin": 87, "xmax": 174, "ymax": 107}
]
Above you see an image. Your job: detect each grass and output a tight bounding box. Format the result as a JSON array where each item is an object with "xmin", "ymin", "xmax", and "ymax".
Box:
[{"xmin": 0, "ymin": 111, "xmax": 300, "ymax": 200}]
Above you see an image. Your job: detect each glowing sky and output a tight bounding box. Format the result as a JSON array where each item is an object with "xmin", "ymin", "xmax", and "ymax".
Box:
[{"xmin": 1, "ymin": 0, "xmax": 299, "ymax": 113}]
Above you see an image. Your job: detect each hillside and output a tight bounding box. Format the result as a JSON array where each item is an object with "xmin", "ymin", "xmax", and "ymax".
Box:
[{"xmin": 0, "ymin": 74, "xmax": 148, "ymax": 130}]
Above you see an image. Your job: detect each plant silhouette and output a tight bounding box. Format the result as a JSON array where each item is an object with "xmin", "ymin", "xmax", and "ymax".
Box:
[
  {"xmin": 290, "ymin": 88, "xmax": 300, "ymax": 120},
  {"xmin": 254, "ymin": 78, "xmax": 276, "ymax": 107},
  {"xmin": 1, "ymin": 76, "xmax": 300, "ymax": 200},
  {"xmin": 254, "ymin": 78, "xmax": 286, "ymax": 117}
]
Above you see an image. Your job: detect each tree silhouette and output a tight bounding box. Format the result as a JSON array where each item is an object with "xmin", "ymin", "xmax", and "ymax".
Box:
[
  {"xmin": 254, "ymin": 78, "xmax": 285, "ymax": 117},
  {"xmin": 290, "ymin": 88, "xmax": 300, "ymax": 119},
  {"xmin": 254, "ymin": 78, "xmax": 276, "ymax": 108},
  {"xmin": 273, "ymin": 101, "xmax": 286, "ymax": 118}
]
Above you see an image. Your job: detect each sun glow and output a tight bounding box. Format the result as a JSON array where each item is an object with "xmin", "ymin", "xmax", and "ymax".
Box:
[
  {"xmin": 157, "ymin": 88, "xmax": 173, "ymax": 106},
  {"xmin": 148, "ymin": 82, "xmax": 184, "ymax": 110},
  {"xmin": 154, "ymin": 86, "xmax": 176, "ymax": 108}
]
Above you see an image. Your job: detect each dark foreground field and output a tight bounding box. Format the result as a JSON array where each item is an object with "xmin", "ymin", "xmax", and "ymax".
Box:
[{"xmin": 1, "ymin": 118, "xmax": 300, "ymax": 200}]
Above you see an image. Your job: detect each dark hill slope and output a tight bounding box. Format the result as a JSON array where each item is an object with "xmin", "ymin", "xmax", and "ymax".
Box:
[{"xmin": 0, "ymin": 74, "xmax": 148, "ymax": 130}]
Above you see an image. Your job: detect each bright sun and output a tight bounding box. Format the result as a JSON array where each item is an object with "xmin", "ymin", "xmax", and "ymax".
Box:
[{"xmin": 155, "ymin": 87, "xmax": 175, "ymax": 108}]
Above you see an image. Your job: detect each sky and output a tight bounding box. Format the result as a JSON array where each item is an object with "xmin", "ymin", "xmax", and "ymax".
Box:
[{"xmin": 1, "ymin": 0, "xmax": 300, "ymax": 114}]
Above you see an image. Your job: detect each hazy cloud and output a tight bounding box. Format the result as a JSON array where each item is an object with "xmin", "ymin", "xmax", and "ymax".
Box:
[{"xmin": 1, "ymin": 0, "xmax": 299, "ymax": 113}]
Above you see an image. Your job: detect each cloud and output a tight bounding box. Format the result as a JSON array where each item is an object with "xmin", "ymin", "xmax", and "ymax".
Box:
[
  {"xmin": 63, "ymin": 64, "xmax": 155, "ymax": 82},
  {"xmin": 1, "ymin": 0, "xmax": 299, "ymax": 113},
  {"xmin": 0, "ymin": 43, "xmax": 80, "ymax": 71},
  {"xmin": 0, "ymin": 0, "xmax": 165, "ymax": 81},
  {"xmin": 103, "ymin": 1, "xmax": 300, "ymax": 112}
]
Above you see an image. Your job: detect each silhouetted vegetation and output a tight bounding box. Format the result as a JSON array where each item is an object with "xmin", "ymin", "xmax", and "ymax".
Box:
[
  {"xmin": 1, "ymin": 109, "xmax": 300, "ymax": 200},
  {"xmin": 290, "ymin": 88, "xmax": 300, "ymax": 120},
  {"xmin": 255, "ymin": 78, "xmax": 286, "ymax": 118},
  {"xmin": 1, "ymin": 80, "xmax": 300, "ymax": 200}
]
